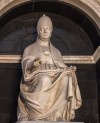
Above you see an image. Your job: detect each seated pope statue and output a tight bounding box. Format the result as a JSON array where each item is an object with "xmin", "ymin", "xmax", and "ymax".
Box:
[{"xmin": 17, "ymin": 14, "xmax": 82, "ymax": 122}]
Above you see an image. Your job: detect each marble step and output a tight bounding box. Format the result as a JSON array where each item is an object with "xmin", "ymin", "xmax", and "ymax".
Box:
[{"xmin": 16, "ymin": 121, "xmax": 84, "ymax": 123}]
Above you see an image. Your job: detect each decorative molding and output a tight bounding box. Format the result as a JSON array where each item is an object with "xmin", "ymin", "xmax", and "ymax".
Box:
[
  {"xmin": 0, "ymin": 47, "xmax": 99, "ymax": 64},
  {"xmin": 16, "ymin": 121, "xmax": 84, "ymax": 123},
  {"xmin": 63, "ymin": 56, "xmax": 94, "ymax": 64},
  {"xmin": 0, "ymin": 55, "xmax": 94, "ymax": 64},
  {"xmin": 0, "ymin": 55, "xmax": 22, "ymax": 63},
  {"xmin": 0, "ymin": 0, "xmax": 14, "ymax": 10},
  {"xmin": 93, "ymin": 46, "xmax": 100, "ymax": 62}
]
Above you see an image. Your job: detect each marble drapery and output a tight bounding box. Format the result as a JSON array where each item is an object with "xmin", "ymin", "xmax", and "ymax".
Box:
[{"xmin": 17, "ymin": 41, "xmax": 82, "ymax": 121}]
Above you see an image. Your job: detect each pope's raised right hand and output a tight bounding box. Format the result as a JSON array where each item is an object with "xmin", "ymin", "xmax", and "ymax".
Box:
[{"xmin": 33, "ymin": 57, "xmax": 42, "ymax": 67}]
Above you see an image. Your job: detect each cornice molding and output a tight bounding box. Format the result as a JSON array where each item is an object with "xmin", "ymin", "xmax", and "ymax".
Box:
[
  {"xmin": 0, "ymin": 46, "xmax": 99, "ymax": 64},
  {"xmin": 93, "ymin": 46, "xmax": 100, "ymax": 63}
]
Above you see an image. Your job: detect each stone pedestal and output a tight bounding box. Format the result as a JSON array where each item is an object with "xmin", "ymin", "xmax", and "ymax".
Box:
[{"xmin": 16, "ymin": 121, "xmax": 84, "ymax": 123}]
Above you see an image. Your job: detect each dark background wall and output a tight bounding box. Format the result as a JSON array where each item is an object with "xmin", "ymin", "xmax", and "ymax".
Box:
[
  {"xmin": 0, "ymin": 1, "xmax": 100, "ymax": 123},
  {"xmin": 96, "ymin": 59, "xmax": 100, "ymax": 122},
  {"xmin": 0, "ymin": 64, "xmax": 21, "ymax": 123}
]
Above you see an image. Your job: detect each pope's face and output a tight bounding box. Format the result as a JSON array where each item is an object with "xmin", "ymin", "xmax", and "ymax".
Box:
[{"xmin": 38, "ymin": 25, "xmax": 52, "ymax": 41}]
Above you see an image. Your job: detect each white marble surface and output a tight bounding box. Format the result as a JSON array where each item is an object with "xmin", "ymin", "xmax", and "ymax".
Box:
[{"xmin": 16, "ymin": 121, "xmax": 84, "ymax": 123}]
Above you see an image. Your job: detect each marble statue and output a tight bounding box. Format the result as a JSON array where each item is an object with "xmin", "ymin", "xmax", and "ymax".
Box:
[{"xmin": 17, "ymin": 14, "xmax": 82, "ymax": 122}]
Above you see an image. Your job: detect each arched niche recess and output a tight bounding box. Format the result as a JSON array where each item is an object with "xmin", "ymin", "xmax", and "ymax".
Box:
[
  {"xmin": 0, "ymin": 0, "xmax": 100, "ymax": 51},
  {"xmin": 0, "ymin": 1, "xmax": 100, "ymax": 123}
]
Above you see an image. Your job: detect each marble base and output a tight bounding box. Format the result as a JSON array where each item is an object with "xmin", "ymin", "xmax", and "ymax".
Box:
[{"xmin": 16, "ymin": 121, "xmax": 84, "ymax": 123}]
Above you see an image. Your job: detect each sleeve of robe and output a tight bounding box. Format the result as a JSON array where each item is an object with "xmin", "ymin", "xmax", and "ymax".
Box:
[{"xmin": 21, "ymin": 46, "xmax": 36, "ymax": 82}]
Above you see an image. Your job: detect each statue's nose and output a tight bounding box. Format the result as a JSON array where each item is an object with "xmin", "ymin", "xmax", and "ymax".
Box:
[{"xmin": 44, "ymin": 29, "xmax": 48, "ymax": 33}]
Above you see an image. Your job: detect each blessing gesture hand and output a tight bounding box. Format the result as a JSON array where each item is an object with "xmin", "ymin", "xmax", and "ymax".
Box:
[{"xmin": 33, "ymin": 57, "xmax": 42, "ymax": 67}]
